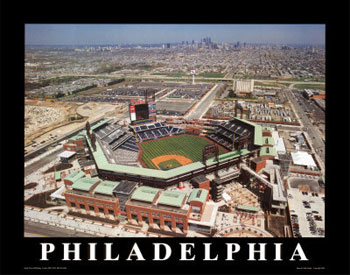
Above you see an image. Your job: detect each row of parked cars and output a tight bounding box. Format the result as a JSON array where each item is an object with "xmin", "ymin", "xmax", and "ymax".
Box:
[{"xmin": 291, "ymin": 214, "xmax": 302, "ymax": 238}]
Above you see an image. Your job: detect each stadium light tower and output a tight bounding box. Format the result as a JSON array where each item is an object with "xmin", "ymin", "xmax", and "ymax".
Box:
[{"xmin": 191, "ymin": 70, "xmax": 196, "ymax": 85}]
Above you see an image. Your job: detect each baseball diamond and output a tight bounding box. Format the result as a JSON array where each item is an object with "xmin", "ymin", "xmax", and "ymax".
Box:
[{"xmin": 138, "ymin": 134, "xmax": 228, "ymax": 170}]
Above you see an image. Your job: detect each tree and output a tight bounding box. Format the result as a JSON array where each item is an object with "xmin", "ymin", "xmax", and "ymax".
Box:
[{"xmin": 228, "ymin": 90, "xmax": 236, "ymax": 98}]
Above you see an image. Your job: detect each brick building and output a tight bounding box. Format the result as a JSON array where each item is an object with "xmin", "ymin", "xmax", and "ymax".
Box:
[
  {"xmin": 251, "ymin": 157, "xmax": 266, "ymax": 173},
  {"xmin": 259, "ymin": 146, "xmax": 276, "ymax": 160},
  {"xmin": 64, "ymin": 177, "xmax": 121, "ymax": 220},
  {"xmin": 125, "ymin": 186, "xmax": 213, "ymax": 234},
  {"xmin": 125, "ymin": 186, "xmax": 189, "ymax": 233},
  {"xmin": 262, "ymin": 127, "xmax": 273, "ymax": 137},
  {"xmin": 63, "ymin": 136, "xmax": 85, "ymax": 152},
  {"xmin": 191, "ymin": 175, "xmax": 210, "ymax": 191},
  {"xmin": 187, "ymin": 188, "xmax": 209, "ymax": 217},
  {"xmin": 63, "ymin": 170, "xmax": 85, "ymax": 186}
]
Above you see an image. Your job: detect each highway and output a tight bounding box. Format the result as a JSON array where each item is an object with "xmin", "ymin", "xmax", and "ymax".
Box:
[
  {"xmin": 284, "ymin": 89, "xmax": 325, "ymax": 164},
  {"xmin": 185, "ymin": 83, "xmax": 223, "ymax": 119}
]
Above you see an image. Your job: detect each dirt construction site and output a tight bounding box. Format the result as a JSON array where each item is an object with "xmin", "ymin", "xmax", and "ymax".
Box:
[{"xmin": 25, "ymin": 100, "xmax": 127, "ymax": 154}]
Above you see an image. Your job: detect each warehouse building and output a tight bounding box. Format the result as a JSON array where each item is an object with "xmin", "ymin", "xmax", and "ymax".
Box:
[{"xmin": 233, "ymin": 79, "xmax": 254, "ymax": 97}]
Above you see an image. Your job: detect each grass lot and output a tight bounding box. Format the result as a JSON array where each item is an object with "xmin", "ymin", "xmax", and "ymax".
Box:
[
  {"xmin": 197, "ymin": 73, "xmax": 225, "ymax": 78},
  {"xmin": 151, "ymin": 72, "xmax": 188, "ymax": 77},
  {"xmin": 293, "ymin": 83, "xmax": 325, "ymax": 90},
  {"xmin": 140, "ymin": 135, "xmax": 227, "ymax": 169},
  {"xmin": 254, "ymin": 81, "xmax": 286, "ymax": 88},
  {"xmin": 281, "ymin": 77, "xmax": 325, "ymax": 82}
]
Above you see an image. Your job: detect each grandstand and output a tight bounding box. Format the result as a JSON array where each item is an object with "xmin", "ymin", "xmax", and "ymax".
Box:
[
  {"xmin": 92, "ymin": 120, "xmax": 134, "ymax": 152},
  {"xmin": 133, "ymin": 122, "xmax": 185, "ymax": 142},
  {"xmin": 113, "ymin": 148, "xmax": 139, "ymax": 166},
  {"xmin": 206, "ymin": 118, "xmax": 261, "ymax": 151}
]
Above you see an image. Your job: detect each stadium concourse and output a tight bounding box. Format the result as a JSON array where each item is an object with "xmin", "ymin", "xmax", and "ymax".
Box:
[{"xmin": 55, "ymin": 116, "xmax": 289, "ymax": 237}]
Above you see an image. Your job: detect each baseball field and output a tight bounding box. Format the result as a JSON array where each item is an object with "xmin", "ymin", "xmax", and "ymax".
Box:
[{"xmin": 139, "ymin": 135, "xmax": 227, "ymax": 170}]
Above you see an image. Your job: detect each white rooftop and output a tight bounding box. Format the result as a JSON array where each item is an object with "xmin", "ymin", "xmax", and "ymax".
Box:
[
  {"xmin": 272, "ymin": 131, "xmax": 286, "ymax": 154},
  {"xmin": 50, "ymin": 185, "xmax": 66, "ymax": 200},
  {"xmin": 291, "ymin": 151, "xmax": 316, "ymax": 167},
  {"xmin": 58, "ymin": 150, "xmax": 76, "ymax": 159},
  {"xmin": 222, "ymin": 192, "xmax": 231, "ymax": 202}
]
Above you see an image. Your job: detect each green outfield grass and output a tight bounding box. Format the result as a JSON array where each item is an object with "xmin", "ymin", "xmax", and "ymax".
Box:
[{"xmin": 140, "ymin": 135, "xmax": 227, "ymax": 169}]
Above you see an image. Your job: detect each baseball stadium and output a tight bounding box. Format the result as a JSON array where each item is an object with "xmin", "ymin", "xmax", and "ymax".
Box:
[
  {"xmin": 60, "ymin": 95, "xmax": 291, "ymax": 236},
  {"xmin": 70, "ymin": 98, "xmax": 264, "ymax": 188}
]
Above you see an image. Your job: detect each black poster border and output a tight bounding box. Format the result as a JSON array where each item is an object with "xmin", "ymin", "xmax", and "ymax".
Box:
[{"xmin": 1, "ymin": 1, "xmax": 349, "ymax": 275}]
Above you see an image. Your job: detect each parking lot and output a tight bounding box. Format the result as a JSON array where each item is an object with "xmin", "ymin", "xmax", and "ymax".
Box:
[
  {"xmin": 287, "ymin": 177, "xmax": 325, "ymax": 237},
  {"xmin": 156, "ymin": 99, "xmax": 195, "ymax": 116}
]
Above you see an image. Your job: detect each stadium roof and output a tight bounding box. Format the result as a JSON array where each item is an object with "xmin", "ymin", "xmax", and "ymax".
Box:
[
  {"xmin": 94, "ymin": 180, "xmax": 120, "ymax": 195},
  {"xmin": 237, "ymin": 205, "xmax": 259, "ymax": 212},
  {"xmin": 91, "ymin": 118, "xmax": 112, "ymax": 131},
  {"xmin": 63, "ymin": 170, "xmax": 85, "ymax": 183},
  {"xmin": 260, "ymin": 146, "xmax": 276, "ymax": 156},
  {"xmin": 55, "ymin": 171, "xmax": 61, "ymax": 181},
  {"xmin": 157, "ymin": 190, "xmax": 186, "ymax": 208},
  {"xmin": 263, "ymin": 136, "xmax": 274, "ymax": 146},
  {"xmin": 291, "ymin": 151, "xmax": 317, "ymax": 167},
  {"xmin": 131, "ymin": 186, "xmax": 160, "ymax": 203},
  {"xmin": 187, "ymin": 189, "xmax": 208, "ymax": 204},
  {"xmin": 262, "ymin": 126, "xmax": 273, "ymax": 132},
  {"xmin": 113, "ymin": 180, "xmax": 138, "ymax": 195},
  {"xmin": 71, "ymin": 177, "xmax": 101, "ymax": 192},
  {"xmin": 69, "ymin": 134, "xmax": 84, "ymax": 141}
]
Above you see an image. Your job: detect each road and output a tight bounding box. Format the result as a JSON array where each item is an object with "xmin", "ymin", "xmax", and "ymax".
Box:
[
  {"xmin": 25, "ymin": 220, "xmax": 94, "ymax": 237},
  {"xmin": 185, "ymin": 83, "xmax": 222, "ymax": 119},
  {"xmin": 284, "ymin": 88, "xmax": 325, "ymax": 164},
  {"xmin": 24, "ymin": 116, "xmax": 108, "ymax": 163},
  {"xmin": 26, "ymin": 72, "xmax": 325, "ymax": 85},
  {"xmin": 25, "ymin": 147, "xmax": 64, "ymax": 176}
]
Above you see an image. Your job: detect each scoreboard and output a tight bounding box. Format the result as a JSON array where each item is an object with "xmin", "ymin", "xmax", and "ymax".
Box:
[{"xmin": 129, "ymin": 103, "xmax": 150, "ymax": 122}]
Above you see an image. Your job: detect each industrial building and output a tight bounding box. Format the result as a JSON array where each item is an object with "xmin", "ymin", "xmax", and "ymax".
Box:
[{"xmin": 233, "ymin": 79, "xmax": 254, "ymax": 97}]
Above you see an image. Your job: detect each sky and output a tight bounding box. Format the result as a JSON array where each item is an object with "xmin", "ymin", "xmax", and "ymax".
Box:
[{"xmin": 25, "ymin": 24, "xmax": 325, "ymax": 46}]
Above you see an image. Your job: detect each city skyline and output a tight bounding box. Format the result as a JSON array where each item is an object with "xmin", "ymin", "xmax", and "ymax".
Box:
[{"xmin": 25, "ymin": 24, "xmax": 325, "ymax": 46}]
